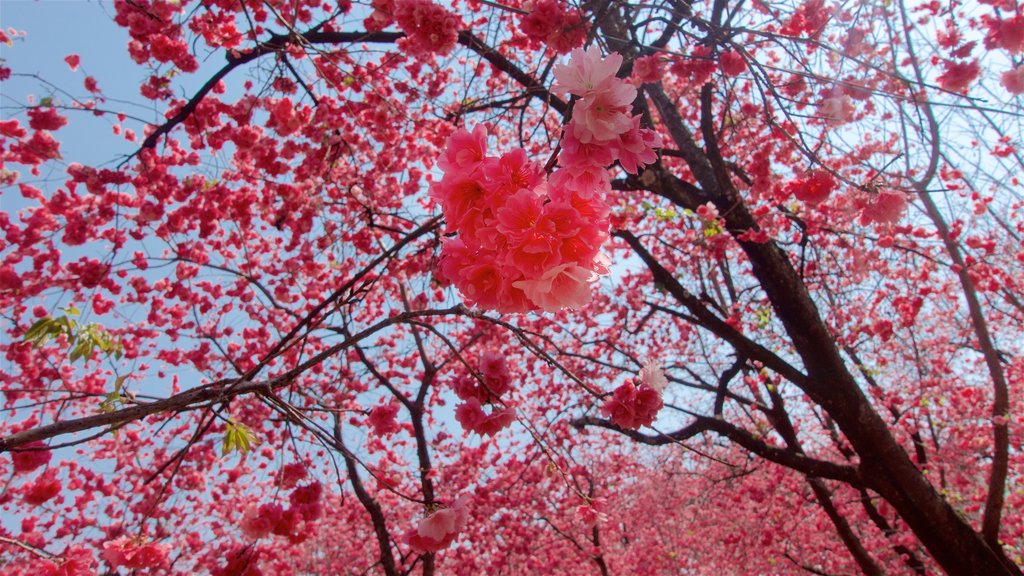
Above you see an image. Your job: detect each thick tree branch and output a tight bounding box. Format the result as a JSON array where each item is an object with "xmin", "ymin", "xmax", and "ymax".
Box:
[{"xmin": 572, "ymin": 415, "xmax": 861, "ymax": 486}]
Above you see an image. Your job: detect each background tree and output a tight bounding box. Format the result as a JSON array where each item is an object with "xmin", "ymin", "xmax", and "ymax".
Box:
[{"xmin": 0, "ymin": 0, "xmax": 1022, "ymax": 574}]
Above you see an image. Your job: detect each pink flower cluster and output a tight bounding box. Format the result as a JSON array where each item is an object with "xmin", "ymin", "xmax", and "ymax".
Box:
[
  {"xmin": 434, "ymin": 47, "xmax": 660, "ymax": 313},
  {"xmin": 11, "ymin": 441, "xmax": 51, "ymax": 473},
  {"xmin": 520, "ymin": 0, "xmax": 588, "ymax": 54},
  {"xmin": 786, "ymin": 172, "xmax": 836, "ymax": 205},
  {"xmin": 366, "ymin": 0, "xmax": 460, "ymax": 57},
  {"xmin": 404, "ymin": 496, "xmax": 470, "ymax": 553},
  {"xmin": 239, "ymin": 482, "xmax": 323, "ymax": 543},
  {"xmin": 453, "ymin": 351, "xmax": 516, "ymax": 436},
  {"xmin": 601, "ymin": 361, "xmax": 666, "ymax": 429},
  {"xmin": 102, "ymin": 536, "xmax": 170, "ymax": 573}
]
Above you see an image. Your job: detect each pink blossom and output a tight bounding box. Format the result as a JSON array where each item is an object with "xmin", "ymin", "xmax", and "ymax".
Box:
[
  {"xmin": 787, "ymin": 172, "xmax": 836, "ymax": 204},
  {"xmin": 520, "ymin": 0, "xmax": 587, "ymax": 54},
  {"xmin": 438, "ymin": 125, "xmax": 488, "ymax": 175},
  {"xmin": 632, "ymin": 55, "xmax": 665, "ymax": 84},
  {"xmin": 575, "ymin": 497, "xmax": 608, "ymax": 527},
  {"xmin": 482, "ymin": 148, "xmax": 544, "ymax": 201},
  {"xmin": 102, "ymin": 536, "xmax": 169, "ymax": 572},
  {"xmin": 405, "ymin": 497, "xmax": 471, "ymax": 553},
  {"xmin": 1001, "ymin": 66, "xmax": 1024, "ymax": 94},
  {"xmin": 639, "ymin": 360, "xmax": 668, "ymax": 393},
  {"xmin": 23, "ymin": 471, "xmax": 61, "ymax": 506},
  {"xmin": 64, "ymin": 54, "xmax": 81, "ymax": 71},
  {"xmin": 553, "ymin": 45, "xmax": 624, "ymax": 97},
  {"xmin": 547, "ymin": 164, "xmax": 611, "ymax": 200},
  {"xmin": 369, "ymin": 401, "xmax": 402, "ymax": 435},
  {"xmin": 514, "ymin": 262, "xmax": 595, "ymax": 311},
  {"xmin": 572, "ymin": 81, "xmax": 638, "ymax": 143},
  {"xmin": 393, "ymin": 0, "xmax": 460, "ymax": 57},
  {"xmin": 278, "ymin": 462, "xmax": 308, "ymax": 489},
  {"xmin": 558, "ymin": 125, "xmax": 618, "ymax": 167},
  {"xmin": 937, "ymin": 60, "xmax": 980, "ymax": 93},
  {"xmin": 11, "ymin": 441, "xmax": 51, "ymax": 473},
  {"xmin": 455, "ymin": 397, "xmax": 517, "ymax": 435},
  {"xmin": 601, "ymin": 379, "xmax": 664, "ymax": 429},
  {"xmin": 240, "ymin": 503, "xmax": 284, "ymax": 539},
  {"xmin": 616, "ymin": 116, "xmax": 662, "ymax": 174},
  {"xmin": 859, "ymin": 189, "xmax": 908, "ymax": 226},
  {"xmin": 496, "ymin": 188, "xmax": 544, "ymax": 241},
  {"xmin": 719, "ymin": 50, "xmax": 746, "ymax": 76},
  {"xmin": 817, "ymin": 94, "xmax": 854, "ymax": 123}
]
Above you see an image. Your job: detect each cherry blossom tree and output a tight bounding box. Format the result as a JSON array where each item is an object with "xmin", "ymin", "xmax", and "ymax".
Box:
[{"xmin": 1, "ymin": 0, "xmax": 1023, "ymax": 574}]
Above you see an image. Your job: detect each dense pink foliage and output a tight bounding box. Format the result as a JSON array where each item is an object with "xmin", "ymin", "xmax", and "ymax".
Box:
[{"xmin": 0, "ymin": 0, "xmax": 1022, "ymax": 574}]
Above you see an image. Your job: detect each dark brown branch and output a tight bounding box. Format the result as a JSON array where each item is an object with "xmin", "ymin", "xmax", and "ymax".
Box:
[
  {"xmin": 572, "ymin": 415, "xmax": 861, "ymax": 485},
  {"xmin": 0, "ymin": 306, "xmax": 465, "ymax": 452}
]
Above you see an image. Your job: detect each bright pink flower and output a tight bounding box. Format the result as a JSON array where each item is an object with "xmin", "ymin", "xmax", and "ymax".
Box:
[
  {"xmin": 553, "ymin": 45, "xmax": 624, "ymax": 97},
  {"xmin": 28, "ymin": 107, "xmax": 68, "ymax": 131},
  {"xmin": 496, "ymin": 188, "xmax": 544, "ymax": 241},
  {"xmin": 859, "ymin": 189, "xmax": 908, "ymax": 226},
  {"xmin": 575, "ymin": 497, "xmax": 607, "ymax": 527},
  {"xmin": 240, "ymin": 503, "xmax": 284, "ymax": 539},
  {"xmin": 1001, "ymin": 66, "xmax": 1024, "ymax": 94},
  {"xmin": 787, "ymin": 172, "xmax": 836, "ymax": 204},
  {"xmin": 547, "ymin": 164, "xmax": 611, "ymax": 200},
  {"xmin": 393, "ymin": 0, "xmax": 460, "ymax": 57},
  {"xmin": 514, "ymin": 262, "xmax": 595, "ymax": 311},
  {"xmin": 278, "ymin": 462, "xmax": 308, "ymax": 489},
  {"xmin": 520, "ymin": 0, "xmax": 587, "ymax": 54},
  {"xmin": 719, "ymin": 50, "xmax": 746, "ymax": 76},
  {"xmin": 616, "ymin": 116, "xmax": 662, "ymax": 174},
  {"xmin": 64, "ymin": 54, "xmax": 80, "ymax": 71},
  {"xmin": 601, "ymin": 380, "xmax": 664, "ymax": 429},
  {"xmin": 369, "ymin": 401, "xmax": 402, "ymax": 435},
  {"xmin": 23, "ymin": 471, "xmax": 61, "ymax": 506},
  {"xmin": 102, "ymin": 536, "xmax": 169, "ymax": 571},
  {"xmin": 937, "ymin": 60, "xmax": 980, "ymax": 93},
  {"xmin": 34, "ymin": 545, "xmax": 95, "ymax": 576},
  {"xmin": 455, "ymin": 398, "xmax": 517, "ymax": 435},
  {"xmin": 438, "ymin": 125, "xmax": 488, "ymax": 175},
  {"xmin": 431, "ymin": 174, "xmax": 489, "ymax": 232},
  {"xmin": 632, "ymin": 55, "xmax": 665, "ymax": 84},
  {"xmin": 482, "ymin": 148, "xmax": 545, "ymax": 201},
  {"xmin": 11, "ymin": 441, "xmax": 51, "ymax": 473},
  {"xmin": 988, "ymin": 16, "xmax": 1024, "ymax": 54}
]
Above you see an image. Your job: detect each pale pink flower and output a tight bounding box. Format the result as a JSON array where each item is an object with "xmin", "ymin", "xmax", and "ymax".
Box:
[
  {"xmin": 405, "ymin": 496, "xmax": 471, "ymax": 553},
  {"xmin": 547, "ymin": 165, "xmax": 611, "ymax": 201},
  {"xmin": 553, "ymin": 45, "xmax": 624, "ymax": 97},
  {"xmin": 817, "ymin": 94, "xmax": 854, "ymax": 124},
  {"xmin": 639, "ymin": 360, "xmax": 668, "ymax": 393},
  {"xmin": 514, "ymin": 262, "xmax": 595, "ymax": 311},
  {"xmin": 1001, "ymin": 66, "xmax": 1024, "ymax": 94},
  {"xmin": 575, "ymin": 497, "xmax": 608, "ymax": 527},
  {"xmin": 572, "ymin": 82, "xmax": 638, "ymax": 143},
  {"xmin": 559, "ymin": 124, "xmax": 618, "ymax": 167},
  {"xmin": 616, "ymin": 116, "xmax": 662, "ymax": 174}
]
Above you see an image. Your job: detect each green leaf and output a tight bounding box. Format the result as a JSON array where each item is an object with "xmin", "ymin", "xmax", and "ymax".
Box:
[{"xmin": 222, "ymin": 419, "xmax": 259, "ymax": 456}]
